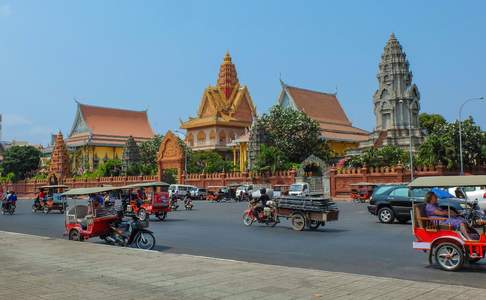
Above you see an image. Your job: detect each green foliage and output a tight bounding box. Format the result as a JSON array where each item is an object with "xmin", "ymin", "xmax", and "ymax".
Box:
[
  {"xmin": 97, "ymin": 159, "xmax": 122, "ymax": 177},
  {"xmin": 0, "ymin": 145, "xmax": 42, "ymax": 181},
  {"xmin": 162, "ymin": 169, "xmax": 177, "ymax": 184},
  {"xmin": 345, "ymin": 146, "xmax": 407, "ymax": 168},
  {"xmin": 253, "ymin": 145, "xmax": 291, "ymax": 172},
  {"xmin": 0, "ymin": 172, "xmax": 15, "ymax": 183},
  {"xmin": 139, "ymin": 134, "xmax": 163, "ymax": 175},
  {"xmin": 187, "ymin": 150, "xmax": 233, "ymax": 173},
  {"xmin": 257, "ymin": 105, "xmax": 331, "ymax": 164},
  {"xmin": 417, "ymin": 117, "xmax": 484, "ymax": 169},
  {"xmin": 419, "ymin": 113, "xmax": 447, "ymax": 135}
]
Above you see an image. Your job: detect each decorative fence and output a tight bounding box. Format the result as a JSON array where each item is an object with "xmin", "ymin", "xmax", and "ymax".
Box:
[
  {"xmin": 329, "ymin": 164, "xmax": 486, "ymax": 199},
  {"xmin": 1, "ymin": 175, "xmax": 158, "ymax": 198},
  {"xmin": 182, "ymin": 170, "xmax": 297, "ymax": 188}
]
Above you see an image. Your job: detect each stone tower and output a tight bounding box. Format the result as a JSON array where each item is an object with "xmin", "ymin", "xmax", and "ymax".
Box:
[
  {"xmin": 122, "ymin": 136, "xmax": 141, "ymax": 175},
  {"xmin": 49, "ymin": 132, "xmax": 70, "ymax": 179},
  {"xmin": 360, "ymin": 33, "xmax": 424, "ymax": 151}
]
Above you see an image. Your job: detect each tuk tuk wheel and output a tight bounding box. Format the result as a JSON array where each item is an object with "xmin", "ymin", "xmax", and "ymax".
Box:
[
  {"xmin": 68, "ymin": 230, "xmax": 84, "ymax": 242},
  {"xmin": 138, "ymin": 209, "xmax": 147, "ymax": 221},
  {"xmin": 291, "ymin": 213, "xmax": 306, "ymax": 231},
  {"xmin": 156, "ymin": 212, "xmax": 167, "ymax": 221},
  {"xmin": 377, "ymin": 207, "xmax": 395, "ymax": 224},
  {"xmin": 43, "ymin": 206, "xmax": 50, "ymax": 214},
  {"xmin": 308, "ymin": 220, "xmax": 320, "ymax": 230},
  {"xmin": 434, "ymin": 242, "xmax": 464, "ymax": 271}
]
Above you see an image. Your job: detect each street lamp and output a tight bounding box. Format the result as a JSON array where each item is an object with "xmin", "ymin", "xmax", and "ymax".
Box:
[
  {"xmin": 173, "ymin": 130, "xmax": 188, "ymax": 176},
  {"xmin": 399, "ymin": 99, "xmax": 414, "ymax": 181},
  {"xmin": 458, "ymin": 97, "xmax": 485, "ymax": 175}
]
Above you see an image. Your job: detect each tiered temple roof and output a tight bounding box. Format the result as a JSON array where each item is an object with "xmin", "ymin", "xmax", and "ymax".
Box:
[
  {"xmin": 49, "ymin": 132, "xmax": 70, "ymax": 178},
  {"xmin": 67, "ymin": 102, "xmax": 154, "ymax": 147},
  {"xmin": 278, "ymin": 81, "xmax": 369, "ymax": 143},
  {"xmin": 181, "ymin": 52, "xmax": 256, "ymax": 130}
]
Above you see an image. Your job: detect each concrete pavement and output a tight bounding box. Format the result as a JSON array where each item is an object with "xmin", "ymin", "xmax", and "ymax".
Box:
[{"xmin": 0, "ymin": 231, "xmax": 485, "ymax": 300}]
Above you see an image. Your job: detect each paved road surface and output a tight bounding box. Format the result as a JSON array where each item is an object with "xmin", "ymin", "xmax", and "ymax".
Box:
[{"xmin": 1, "ymin": 200, "xmax": 486, "ymax": 288}]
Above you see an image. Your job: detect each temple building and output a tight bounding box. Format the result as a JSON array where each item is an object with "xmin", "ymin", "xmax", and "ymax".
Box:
[
  {"xmin": 277, "ymin": 80, "xmax": 369, "ymax": 156},
  {"xmin": 180, "ymin": 52, "xmax": 256, "ymax": 171},
  {"xmin": 359, "ymin": 33, "xmax": 424, "ymax": 151},
  {"xmin": 66, "ymin": 102, "xmax": 154, "ymax": 173}
]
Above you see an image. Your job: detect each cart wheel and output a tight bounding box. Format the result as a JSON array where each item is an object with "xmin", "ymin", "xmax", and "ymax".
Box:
[
  {"xmin": 242, "ymin": 213, "xmax": 254, "ymax": 226},
  {"xmin": 308, "ymin": 220, "xmax": 320, "ymax": 230},
  {"xmin": 378, "ymin": 207, "xmax": 394, "ymax": 224},
  {"xmin": 68, "ymin": 230, "xmax": 83, "ymax": 242},
  {"xmin": 138, "ymin": 209, "xmax": 147, "ymax": 221},
  {"xmin": 291, "ymin": 213, "xmax": 306, "ymax": 231},
  {"xmin": 156, "ymin": 212, "xmax": 167, "ymax": 221},
  {"xmin": 434, "ymin": 242, "xmax": 464, "ymax": 271},
  {"xmin": 43, "ymin": 206, "xmax": 50, "ymax": 214}
]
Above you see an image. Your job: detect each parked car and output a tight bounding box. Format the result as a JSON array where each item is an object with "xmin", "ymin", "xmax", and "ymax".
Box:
[
  {"xmin": 367, "ymin": 184, "xmax": 466, "ymax": 224},
  {"xmin": 288, "ymin": 183, "xmax": 310, "ymax": 197},
  {"xmin": 448, "ymin": 186, "xmax": 486, "ymax": 209},
  {"xmin": 190, "ymin": 187, "xmax": 207, "ymax": 200},
  {"xmin": 236, "ymin": 184, "xmax": 253, "ymax": 198},
  {"xmin": 168, "ymin": 184, "xmax": 196, "ymax": 199}
]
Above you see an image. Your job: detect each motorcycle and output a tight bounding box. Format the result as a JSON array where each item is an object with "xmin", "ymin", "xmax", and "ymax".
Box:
[
  {"xmin": 184, "ymin": 197, "xmax": 193, "ymax": 210},
  {"xmin": 462, "ymin": 200, "xmax": 486, "ymax": 228},
  {"xmin": 170, "ymin": 197, "xmax": 179, "ymax": 211},
  {"xmin": 1, "ymin": 202, "xmax": 15, "ymax": 215},
  {"xmin": 242, "ymin": 199, "xmax": 278, "ymax": 227},
  {"xmin": 102, "ymin": 215, "xmax": 156, "ymax": 250}
]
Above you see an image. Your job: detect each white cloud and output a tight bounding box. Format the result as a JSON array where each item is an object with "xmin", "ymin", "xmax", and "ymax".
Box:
[
  {"xmin": 0, "ymin": 4, "xmax": 11, "ymax": 17},
  {"xmin": 2, "ymin": 113, "xmax": 32, "ymax": 126}
]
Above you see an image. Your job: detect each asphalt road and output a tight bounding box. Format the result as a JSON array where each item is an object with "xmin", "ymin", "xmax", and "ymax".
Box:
[{"xmin": 1, "ymin": 200, "xmax": 486, "ymax": 288}]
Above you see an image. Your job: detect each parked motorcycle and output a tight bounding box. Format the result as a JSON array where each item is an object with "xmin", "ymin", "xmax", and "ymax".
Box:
[
  {"xmin": 1, "ymin": 202, "xmax": 16, "ymax": 215},
  {"xmin": 242, "ymin": 199, "xmax": 278, "ymax": 227},
  {"xmin": 184, "ymin": 197, "xmax": 193, "ymax": 210},
  {"xmin": 102, "ymin": 216, "xmax": 156, "ymax": 250}
]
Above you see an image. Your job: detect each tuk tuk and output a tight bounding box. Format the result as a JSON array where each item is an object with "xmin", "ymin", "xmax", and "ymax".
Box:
[
  {"xmin": 33, "ymin": 185, "xmax": 69, "ymax": 214},
  {"xmin": 62, "ymin": 186, "xmax": 155, "ymax": 249},
  {"xmin": 207, "ymin": 186, "xmax": 227, "ymax": 202},
  {"xmin": 410, "ymin": 175, "xmax": 486, "ymax": 271},
  {"xmin": 122, "ymin": 182, "xmax": 171, "ymax": 221},
  {"xmin": 349, "ymin": 182, "xmax": 378, "ymax": 203}
]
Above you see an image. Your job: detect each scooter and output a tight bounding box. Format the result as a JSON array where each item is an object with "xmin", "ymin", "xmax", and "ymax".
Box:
[
  {"xmin": 102, "ymin": 215, "xmax": 156, "ymax": 250},
  {"xmin": 242, "ymin": 200, "xmax": 278, "ymax": 227},
  {"xmin": 184, "ymin": 197, "xmax": 193, "ymax": 210},
  {"xmin": 1, "ymin": 202, "xmax": 16, "ymax": 215},
  {"xmin": 170, "ymin": 197, "xmax": 179, "ymax": 211}
]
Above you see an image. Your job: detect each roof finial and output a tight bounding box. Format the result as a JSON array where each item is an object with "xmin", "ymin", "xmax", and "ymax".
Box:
[
  {"xmin": 389, "ymin": 32, "xmax": 397, "ymax": 40},
  {"xmin": 218, "ymin": 51, "xmax": 239, "ymax": 99}
]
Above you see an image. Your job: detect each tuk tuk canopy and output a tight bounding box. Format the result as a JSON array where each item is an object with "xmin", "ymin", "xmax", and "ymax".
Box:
[
  {"xmin": 408, "ymin": 175, "xmax": 486, "ymax": 188},
  {"xmin": 62, "ymin": 186, "xmax": 119, "ymax": 196}
]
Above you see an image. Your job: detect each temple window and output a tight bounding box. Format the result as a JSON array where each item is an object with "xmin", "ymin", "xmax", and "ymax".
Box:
[
  {"xmin": 209, "ymin": 129, "xmax": 216, "ymax": 141},
  {"xmin": 187, "ymin": 133, "xmax": 194, "ymax": 146},
  {"xmin": 197, "ymin": 131, "xmax": 206, "ymax": 144},
  {"xmin": 219, "ymin": 131, "xmax": 226, "ymax": 143}
]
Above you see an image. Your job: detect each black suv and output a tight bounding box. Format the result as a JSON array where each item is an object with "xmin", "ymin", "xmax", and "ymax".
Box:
[{"xmin": 367, "ymin": 184, "xmax": 466, "ymax": 224}]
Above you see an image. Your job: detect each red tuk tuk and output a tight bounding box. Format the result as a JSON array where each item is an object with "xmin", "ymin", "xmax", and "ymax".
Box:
[
  {"xmin": 123, "ymin": 182, "xmax": 171, "ymax": 221},
  {"xmin": 63, "ymin": 186, "xmax": 156, "ymax": 249},
  {"xmin": 350, "ymin": 182, "xmax": 377, "ymax": 203},
  {"xmin": 410, "ymin": 176, "xmax": 486, "ymax": 271}
]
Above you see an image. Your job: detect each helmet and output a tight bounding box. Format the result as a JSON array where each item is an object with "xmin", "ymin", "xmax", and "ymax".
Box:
[{"xmin": 260, "ymin": 188, "xmax": 266, "ymax": 195}]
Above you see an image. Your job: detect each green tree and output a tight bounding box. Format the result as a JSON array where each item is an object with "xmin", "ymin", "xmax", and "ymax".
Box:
[
  {"xmin": 253, "ymin": 145, "xmax": 291, "ymax": 172},
  {"xmin": 187, "ymin": 151, "xmax": 232, "ymax": 173},
  {"xmin": 257, "ymin": 105, "xmax": 331, "ymax": 163},
  {"xmin": 139, "ymin": 134, "xmax": 163, "ymax": 175},
  {"xmin": 0, "ymin": 145, "xmax": 41, "ymax": 181},
  {"xmin": 96, "ymin": 159, "xmax": 122, "ymax": 177},
  {"xmin": 419, "ymin": 113, "xmax": 447, "ymax": 135},
  {"xmin": 345, "ymin": 146, "xmax": 406, "ymax": 168}
]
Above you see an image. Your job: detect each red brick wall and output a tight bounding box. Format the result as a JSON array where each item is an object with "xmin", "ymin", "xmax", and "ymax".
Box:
[
  {"xmin": 1, "ymin": 175, "xmax": 158, "ymax": 198},
  {"xmin": 329, "ymin": 165, "xmax": 486, "ymax": 199},
  {"xmin": 182, "ymin": 170, "xmax": 297, "ymax": 188}
]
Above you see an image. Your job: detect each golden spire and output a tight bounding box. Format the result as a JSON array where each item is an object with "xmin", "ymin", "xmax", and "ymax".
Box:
[{"xmin": 217, "ymin": 51, "xmax": 239, "ymax": 100}]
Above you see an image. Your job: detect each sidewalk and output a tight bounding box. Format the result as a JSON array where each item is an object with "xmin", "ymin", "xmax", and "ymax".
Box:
[{"xmin": 0, "ymin": 231, "xmax": 483, "ymax": 300}]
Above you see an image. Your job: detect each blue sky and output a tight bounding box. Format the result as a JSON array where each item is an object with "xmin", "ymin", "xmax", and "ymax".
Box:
[{"xmin": 0, "ymin": 0, "xmax": 485, "ymax": 145}]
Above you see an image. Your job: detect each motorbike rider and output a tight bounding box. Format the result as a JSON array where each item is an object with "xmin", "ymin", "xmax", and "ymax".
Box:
[
  {"xmin": 253, "ymin": 188, "xmax": 270, "ymax": 218},
  {"xmin": 135, "ymin": 189, "xmax": 145, "ymax": 208},
  {"xmin": 5, "ymin": 191, "xmax": 17, "ymax": 211}
]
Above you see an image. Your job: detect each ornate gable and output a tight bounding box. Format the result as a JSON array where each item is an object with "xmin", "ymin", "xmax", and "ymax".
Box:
[{"xmin": 69, "ymin": 103, "xmax": 90, "ymax": 137}]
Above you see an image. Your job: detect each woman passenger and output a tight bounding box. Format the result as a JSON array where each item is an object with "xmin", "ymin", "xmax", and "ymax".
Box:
[{"xmin": 424, "ymin": 191, "xmax": 474, "ymax": 240}]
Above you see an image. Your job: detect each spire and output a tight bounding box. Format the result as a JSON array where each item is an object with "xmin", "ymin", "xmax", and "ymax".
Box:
[
  {"xmin": 49, "ymin": 132, "xmax": 70, "ymax": 179},
  {"xmin": 217, "ymin": 51, "xmax": 239, "ymax": 100},
  {"xmin": 377, "ymin": 33, "xmax": 412, "ymax": 91}
]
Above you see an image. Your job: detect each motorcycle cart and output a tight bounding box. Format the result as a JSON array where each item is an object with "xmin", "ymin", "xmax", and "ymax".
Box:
[
  {"xmin": 410, "ymin": 175, "xmax": 486, "ymax": 271},
  {"xmin": 33, "ymin": 185, "xmax": 69, "ymax": 214},
  {"xmin": 63, "ymin": 186, "xmax": 122, "ymax": 242},
  {"xmin": 207, "ymin": 186, "xmax": 227, "ymax": 202},
  {"xmin": 243, "ymin": 196, "xmax": 339, "ymax": 231},
  {"xmin": 122, "ymin": 182, "xmax": 171, "ymax": 221},
  {"xmin": 349, "ymin": 182, "xmax": 377, "ymax": 203}
]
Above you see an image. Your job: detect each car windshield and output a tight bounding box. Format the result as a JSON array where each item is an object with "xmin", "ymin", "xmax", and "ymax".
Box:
[{"xmin": 290, "ymin": 184, "xmax": 303, "ymax": 192}]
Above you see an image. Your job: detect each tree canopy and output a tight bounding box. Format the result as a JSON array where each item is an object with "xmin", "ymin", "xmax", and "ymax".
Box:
[
  {"xmin": 0, "ymin": 145, "xmax": 42, "ymax": 181},
  {"xmin": 256, "ymin": 105, "xmax": 331, "ymax": 165},
  {"xmin": 345, "ymin": 145, "xmax": 407, "ymax": 168},
  {"xmin": 187, "ymin": 150, "xmax": 232, "ymax": 173},
  {"xmin": 139, "ymin": 134, "xmax": 163, "ymax": 175}
]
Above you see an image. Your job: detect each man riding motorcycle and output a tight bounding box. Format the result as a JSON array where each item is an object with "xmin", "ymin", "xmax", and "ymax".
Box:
[
  {"xmin": 3, "ymin": 191, "xmax": 17, "ymax": 212},
  {"xmin": 253, "ymin": 188, "xmax": 270, "ymax": 218}
]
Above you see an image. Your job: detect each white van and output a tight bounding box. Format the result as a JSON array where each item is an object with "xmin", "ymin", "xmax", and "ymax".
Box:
[{"xmin": 169, "ymin": 184, "xmax": 197, "ymax": 198}]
